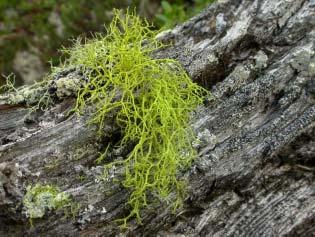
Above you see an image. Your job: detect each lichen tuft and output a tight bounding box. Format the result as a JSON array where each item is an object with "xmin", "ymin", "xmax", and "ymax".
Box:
[{"xmin": 58, "ymin": 9, "xmax": 210, "ymax": 226}]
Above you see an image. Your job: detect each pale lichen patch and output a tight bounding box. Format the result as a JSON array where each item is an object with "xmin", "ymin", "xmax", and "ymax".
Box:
[{"xmin": 23, "ymin": 184, "xmax": 71, "ymax": 221}]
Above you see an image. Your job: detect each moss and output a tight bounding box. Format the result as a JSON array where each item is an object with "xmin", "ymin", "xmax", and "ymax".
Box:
[
  {"xmin": 57, "ymin": 9, "xmax": 210, "ymax": 226},
  {"xmin": 23, "ymin": 184, "xmax": 71, "ymax": 224}
]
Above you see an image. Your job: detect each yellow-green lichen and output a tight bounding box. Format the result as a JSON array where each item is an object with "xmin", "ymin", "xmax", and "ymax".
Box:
[
  {"xmin": 58, "ymin": 9, "xmax": 210, "ymax": 225},
  {"xmin": 23, "ymin": 184, "xmax": 71, "ymax": 223}
]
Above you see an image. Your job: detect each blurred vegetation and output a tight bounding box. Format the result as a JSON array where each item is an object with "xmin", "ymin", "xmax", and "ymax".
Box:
[
  {"xmin": 156, "ymin": 0, "xmax": 216, "ymax": 29},
  {"xmin": 0, "ymin": 0, "xmax": 215, "ymax": 87}
]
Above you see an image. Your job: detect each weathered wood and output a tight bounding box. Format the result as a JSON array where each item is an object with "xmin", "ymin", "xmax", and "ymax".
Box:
[{"xmin": 0, "ymin": 0, "xmax": 314, "ymax": 236}]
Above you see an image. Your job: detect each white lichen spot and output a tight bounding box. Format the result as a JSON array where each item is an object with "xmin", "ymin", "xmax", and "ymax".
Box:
[
  {"xmin": 39, "ymin": 120, "xmax": 55, "ymax": 128},
  {"xmin": 101, "ymin": 207, "xmax": 107, "ymax": 213},
  {"xmin": 208, "ymin": 54, "xmax": 219, "ymax": 64},
  {"xmin": 195, "ymin": 129, "xmax": 217, "ymax": 149},
  {"xmin": 55, "ymin": 77, "xmax": 82, "ymax": 98},
  {"xmin": 34, "ymin": 171, "xmax": 41, "ymax": 177},
  {"xmin": 254, "ymin": 50, "xmax": 268, "ymax": 69},
  {"xmin": 308, "ymin": 62, "xmax": 315, "ymax": 76},
  {"xmin": 216, "ymin": 13, "xmax": 227, "ymax": 34},
  {"xmin": 229, "ymin": 65, "xmax": 251, "ymax": 86},
  {"xmin": 84, "ymin": 204, "xmax": 95, "ymax": 213}
]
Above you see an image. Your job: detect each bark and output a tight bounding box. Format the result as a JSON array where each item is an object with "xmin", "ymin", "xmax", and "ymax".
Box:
[{"xmin": 0, "ymin": 0, "xmax": 315, "ymax": 236}]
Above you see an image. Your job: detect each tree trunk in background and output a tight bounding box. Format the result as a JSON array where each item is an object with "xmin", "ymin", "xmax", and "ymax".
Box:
[{"xmin": 0, "ymin": 0, "xmax": 314, "ymax": 236}]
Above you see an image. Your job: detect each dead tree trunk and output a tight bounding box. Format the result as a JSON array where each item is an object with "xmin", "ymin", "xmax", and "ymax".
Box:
[{"xmin": 1, "ymin": 0, "xmax": 314, "ymax": 236}]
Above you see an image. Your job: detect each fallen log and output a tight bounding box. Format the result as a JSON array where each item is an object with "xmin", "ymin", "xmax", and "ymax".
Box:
[{"xmin": 0, "ymin": 0, "xmax": 314, "ymax": 236}]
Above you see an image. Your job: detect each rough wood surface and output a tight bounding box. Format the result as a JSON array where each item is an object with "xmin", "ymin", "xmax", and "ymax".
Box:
[{"xmin": 0, "ymin": 0, "xmax": 315, "ymax": 236}]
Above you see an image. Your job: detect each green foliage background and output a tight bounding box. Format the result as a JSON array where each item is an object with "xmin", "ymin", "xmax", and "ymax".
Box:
[{"xmin": 0, "ymin": 0, "xmax": 214, "ymax": 86}]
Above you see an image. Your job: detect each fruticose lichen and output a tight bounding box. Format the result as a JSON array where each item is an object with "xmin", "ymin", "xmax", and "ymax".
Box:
[
  {"xmin": 57, "ymin": 9, "xmax": 210, "ymax": 225},
  {"xmin": 23, "ymin": 184, "xmax": 71, "ymax": 223},
  {"xmin": 0, "ymin": 74, "xmax": 53, "ymax": 111}
]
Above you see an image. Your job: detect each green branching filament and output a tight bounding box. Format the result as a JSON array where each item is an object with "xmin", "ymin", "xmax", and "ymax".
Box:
[{"xmin": 59, "ymin": 9, "xmax": 210, "ymax": 225}]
